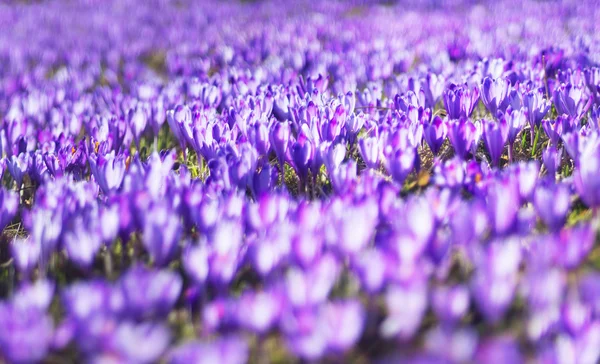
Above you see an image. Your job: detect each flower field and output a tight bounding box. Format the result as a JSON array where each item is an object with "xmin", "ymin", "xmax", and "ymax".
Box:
[{"xmin": 1, "ymin": 0, "xmax": 600, "ymax": 362}]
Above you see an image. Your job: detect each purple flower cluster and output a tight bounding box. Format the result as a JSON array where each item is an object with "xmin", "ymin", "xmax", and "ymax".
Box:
[{"xmin": 0, "ymin": 0, "xmax": 600, "ymax": 362}]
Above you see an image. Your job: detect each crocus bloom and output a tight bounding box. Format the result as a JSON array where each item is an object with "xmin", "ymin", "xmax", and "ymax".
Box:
[
  {"xmin": 448, "ymin": 118, "xmax": 477, "ymax": 159},
  {"xmin": 533, "ymin": 182, "xmax": 570, "ymax": 231},
  {"xmin": 236, "ymin": 290, "xmax": 283, "ymax": 333},
  {"xmin": 482, "ymin": 118, "xmax": 508, "ymax": 166},
  {"xmin": 168, "ymin": 336, "xmax": 248, "ymax": 364},
  {"xmin": 423, "ymin": 115, "xmax": 447, "ymax": 155},
  {"xmin": 543, "ymin": 116, "xmax": 573, "ymax": 147},
  {"xmin": 330, "ymin": 160, "xmax": 358, "ymax": 195},
  {"xmin": 504, "ymin": 108, "xmax": 526, "ymax": 161},
  {"xmin": 64, "ymin": 218, "xmax": 102, "ymax": 269},
  {"xmin": 556, "ymin": 224, "xmax": 595, "ymax": 269},
  {"xmin": 351, "ymin": 248, "xmax": 386, "ymax": 293},
  {"xmin": 553, "ymin": 82, "xmax": 591, "ymax": 120},
  {"xmin": 166, "ymin": 104, "xmax": 192, "ymax": 151},
  {"xmin": 89, "ymin": 151, "xmax": 127, "ymax": 195},
  {"xmin": 380, "ymin": 280, "xmax": 428, "ymax": 339},
  {"xmin": 472, "ymin": 272, "xmax": 517, "ymax": 323},
  {"xmin": 475, "ymin": 336, "xmax": 523, "ymax": 364},
  {"xmin": 0, "ymin": 302, "xmax": 54, "ymax": 363},
  {"xmin": 424, "ymin": 326, "xmax": 478, "ymax": 363},
  {"xmin": 128, "ymin": 105, "xmax": 148, "ymax": 147},
  {"xmin": 486, "ymin": 177, "xmax": 520, "ymax": 235},
  {"xmin": 443, "ymin": 84, "xmax": 480, "ymax": 120},
  {"xmin": 285, "ymin": 254, "xmax": 340, "ymax": 307},
  {"xmin": 142, "ymin": 202, "xmax": 181, "ymax": 266},
  {"xmin": 561, "ymin": 299, "xmax": 592, "ymax": 336},
  {"xmin": 182, "ymin": 241, "xmax": 209, "ymax": 285},
  {"xmin": 542, "ymin": 145, "xmax": 562, "ymax": 178},
  {"xmin": 432, "ymin": 285, "xmax": 470, "ymax": 324},
  {"xmin": 7, "ymin": 152, "xmax": 30, "ymax": 188},
  {"xmin": 385, "ymin": 148, "xmax": 416, "ymax": 185},
  {"xmin": 523, "ymin": 86, "xmax": 551, "ymax": 143},
  {"xmin": 11, "ymin": 237, "xmax": 41, "ymax": 275},
  {"xmin": 480, "ymin": 77, "xmax": 513, "ymax": 117},
  {"xmin": 573, "ymin": 138, "xmax": 600, "ymax": 207},
  {"xmin": 512, "ymin": 161, "xmax": 540, "ymax": 201},
  {"xmin": 0, "ymin": 188, "xmax": 19, "ymax": 231},
  {"xmin": 270, "ymin": 121, "xmax": 291, "ymax": 168},
  {"xmin": 291, "ymin": 137, "xmax": 314, "ymax": 182},
  {"xmin": 358, "ymin": 136, "xmax": 380, "ymax": 169},
  {"xmin": 119, "ymin": 265, "xmax": 183, "ymax": 320},
  {"xmin": 106, "ymin": 321, "xmax": 171, "ymax": 363},
  {"xmin": 324, "ymin": 300, "xmax": 365, "ymax": 352}
]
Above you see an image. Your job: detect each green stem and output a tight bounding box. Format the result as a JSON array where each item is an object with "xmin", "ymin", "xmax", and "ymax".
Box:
[{"xmin": 531, "ymin": 126, "xmax": 540, "ymax": 158}]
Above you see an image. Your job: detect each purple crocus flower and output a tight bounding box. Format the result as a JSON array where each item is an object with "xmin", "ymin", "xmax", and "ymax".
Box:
[
  {"xmin": 561, "ymin": 299, "xmax": 592, "ymax": 336},
  {"xmin": 107, "ymin": 321, "xmax": 171, "ymax": 364},
  {"xmin": 119, "ymin": 265, "xmax": 182, "ymax": 320},
  {"xmin": 542, "ymin": 145, "xmax": 562, "ymax": 179},
  {"xmin": 291, "ymin": 137, "xmax": 314, "ymax": 183},
  {"xmin": 472, "ymin": 272, "xmax": 517, "ymax": 323},
  {"xmin": 142, "ymin": 202, "xmax": 181, "ymax": 266},
  {"xmin": 236, "ymin": 290, "xmax": 283, "ymax": 333},
  {"xmin": 182, "ymin": 241, "xmax": 209, "ymax": 286},
  {"xmin": 483, "ymin": 118, "xmax": 508, "ymax": 166},
  {"xmin": 351, "ymin": 248, "xmax": 386, "ymax": 293},
  {"xmin": 448, "ymin": 118, "xmax": 477, "ymax": 159},
  {"xmin": 334, "ymin": 198, "xmax": 378, "ymax": 255},
  {"xmin": 480, "ymin": 77, "xmax": 513, "ymax": 117},
  {"xmin": 281, "ymin": 307, "xmax": 327, "ymax": 360},
  {"xmin": 533, "ymin": 182, "xmax": 570, "ymax": 231},
  {"xmin": 285, "ymin": 254, "xmax": 340, "ymax": 307},
  {"xmin": 385, "ymin": 148, "xmax": 416, "ymax": 185},
  {"xmin": 358, "ymin": 136, "xmax": 380, "ymax": 169},
  {"xmin": 584, "ymin": 67, "xmax": 600, "ymax": 103},
  {"xmin": 251, "ymin": 162, "xmax": 278, "ymax": 197},
  {"xmin": 423, "ymin": 115, "xmax": 447, "ymax": 156},
  {"xmin": 11, "ymin": 237, "xmax": 41, "ymax": 275},
  {"xmin": 543, "ymin": 116, "xmax": 573, "ymax": 147},
  {"xmin": 88, "ymin": 151, "xmax": 127, "ymax": 195},
  {"xmin": 380, "ymin": 280, "xmax": 428, "ymax": 339},
  {"xmin": 0, "ymin": 188, "xmax": 18, "ymax": 231},
  {"xmin": 556, "ymin": 224, "xmax": 595, "ymax": 269},
  {"xmin": 12, "ymin": 276, "xmax": 49, "ymax": 305},
  {"xmin": 522, "ymin": 268, "xmax": 565, "ymax": 308},
  {"xmin": 270, "ymin": 121, "xmax": 291, "ymax": 170},
  {"xmin": 522, "ymin": 86, "xmax": 550, "ymax": 138},
  {"xmin": 329, "ymin": 160, "xmax": 357, "ymax": 194},
  {"xmin": 443, "ymin": 84, "xmax": 480, "ymax": 120},
  {"xmin": 553, "ymin": 83, "xmax": 591, "ymax": 120},
  {"xmin": 471, "ymin": 238, "xmax": 521, "ymax": 322},
  {"xmin": 475, "ymin": 336, "xmax": 523, "ymax": 364},
  {"xmin": 166, "ymin": 104, "xmax": 192, "ymax": 151},
  {"xmin": 579, "ymin": 272, "xmax": 600, "ymax": 316},
  {"xmin": 291, "ymin": 231, "xmax": 323, "ymax": 268},
  {"xmin": 486, "ymin": 177, "xmax": 520, "ymax": 235},
  {"xmin": 168, "ymin": 336, "xmax": 248, "ymax": 364},
  {"xmin": 323, "ymin": 300, "xmax": 365, "ymax": 353},
  {"xmin": 432, "ymin": 285, "xmax": 470, "ymax": 325},
  {"xmin": 128, "ymin": 105, "xmax": 149, "ymax": 148},
  {"xmin": 573, "ymin": 138, "xmax": 600, "ymax": 207},
  {"xmin": 62, "ymin": 280, "xmax": 120, "ymax": 323},
  {"xmin": 504, "ymin": 108, "xmax": 526, "ymax": 161},
  {"xmin": 64, "ymin": 217, "xmax": 102, "ymax": 269},
  {"xmin": 424, "ymin": 326, "xmax": 478, "ymax": 363},
  {"xmin": 512, "ymin": 161, "xmax": 540, "ymax": 201},
  {"xmin": 7, "ymin": 152, "xmax": 30, "ymax": 188},
  {"xmin": 0, "ymin": 301, "xmax": 54, "ymax": 364},
  {"xmin": 249, "ymin": 122, "xmax": 271, "ymax": 156}
]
